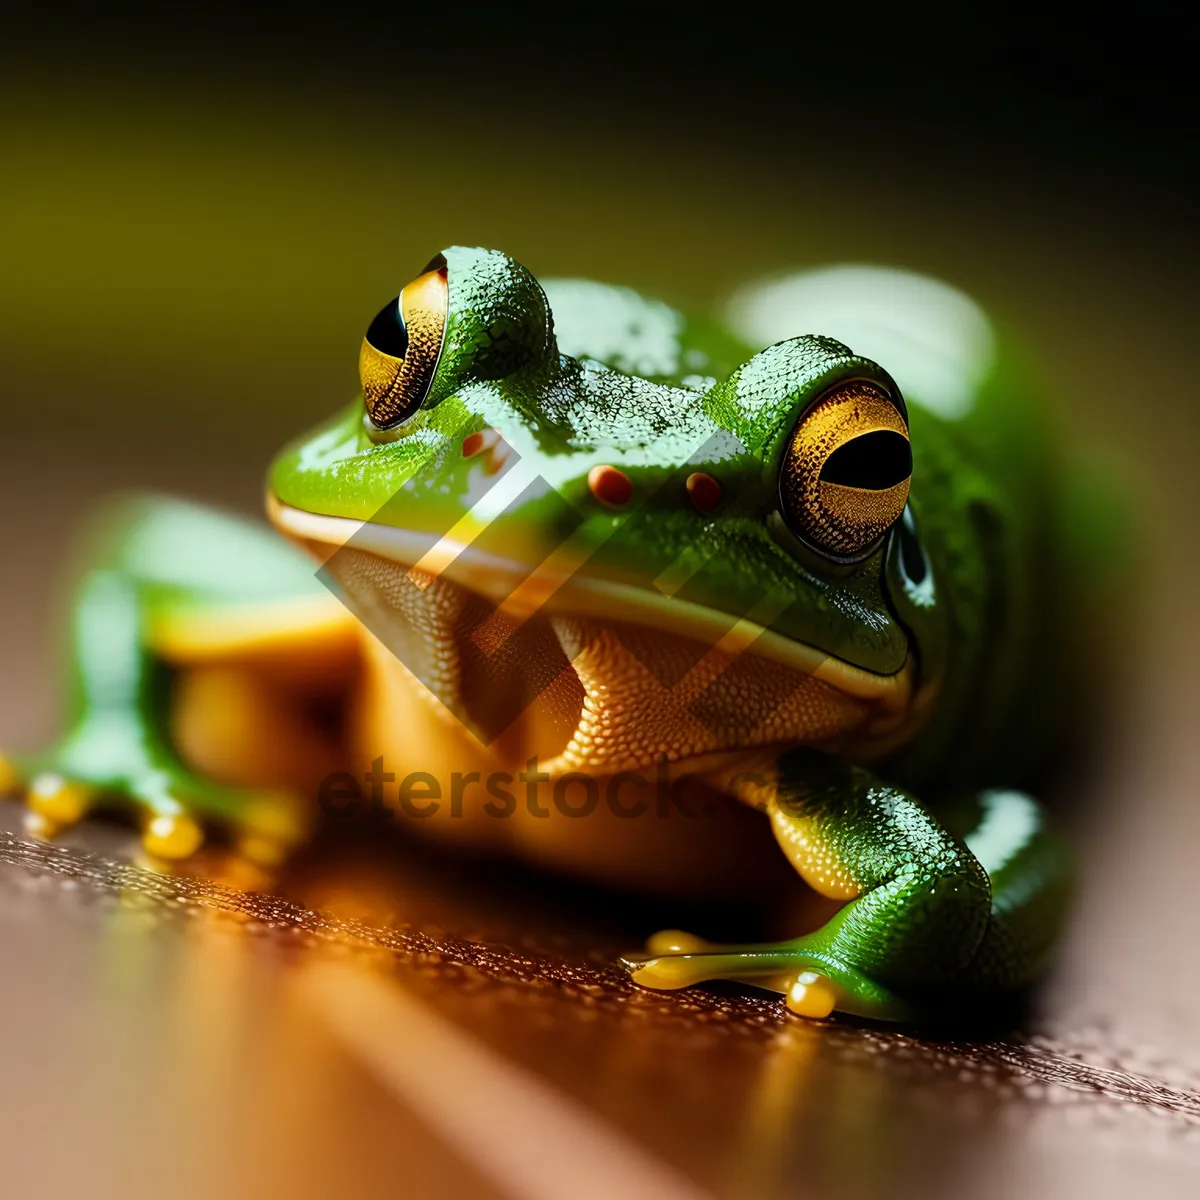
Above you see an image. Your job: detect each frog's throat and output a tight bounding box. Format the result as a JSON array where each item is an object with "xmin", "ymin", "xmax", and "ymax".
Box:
[{"xmin": 267, "ymin": 497, "xmax": 913, "ymax": 717}]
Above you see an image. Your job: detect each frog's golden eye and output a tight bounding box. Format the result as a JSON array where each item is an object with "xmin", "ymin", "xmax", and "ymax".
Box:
[
  {"xmin": 779, "ymin": 380, "xmax": 911, "ymax": 560},
  {"xmin": 359, "ymin": 256, "xmax": 449, "ymax": 428}
]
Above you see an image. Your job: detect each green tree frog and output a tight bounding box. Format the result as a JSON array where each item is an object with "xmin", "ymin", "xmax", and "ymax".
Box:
[{"xmin": 0, "ymin": 247, "xmax": 1074, "ymax": 1023}]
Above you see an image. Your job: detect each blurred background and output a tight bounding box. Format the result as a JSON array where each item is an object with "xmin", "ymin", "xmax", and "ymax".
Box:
[{"xmin": 1, "ymin": 5, "xmax": 1199, "ymax": 1198}]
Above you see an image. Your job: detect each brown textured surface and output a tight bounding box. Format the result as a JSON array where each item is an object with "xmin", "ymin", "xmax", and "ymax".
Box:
[{"xmin": 1, "ymin": 804, "xmax": 1199, "ymax": 1200}]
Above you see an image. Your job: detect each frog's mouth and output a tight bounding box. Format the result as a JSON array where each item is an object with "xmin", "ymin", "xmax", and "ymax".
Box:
[{"xmin": 267, "ymin": 496, "xmax": 918, "ymax": 761}]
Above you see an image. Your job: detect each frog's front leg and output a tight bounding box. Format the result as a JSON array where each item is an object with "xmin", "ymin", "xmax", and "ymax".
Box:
[{"xmin": 628, "ymin": 749, "xmax": 1069, "ymax": 1022}]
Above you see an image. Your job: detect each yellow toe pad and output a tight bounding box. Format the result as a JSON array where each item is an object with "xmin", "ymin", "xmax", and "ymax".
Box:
[
  {"xmin": 142, "ymin": 812, "xmax": 204, "ymax": 860},
  {"xmin": 786, "ymin": 971, "xmax": 837, "ymax": 1019},
  {"xmin": 27, "ymin": 773, "xmax": 92, "ymax": 830}
]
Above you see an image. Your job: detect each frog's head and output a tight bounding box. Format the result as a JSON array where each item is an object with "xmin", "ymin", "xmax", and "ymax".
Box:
[{"xmin": 269, "ymin": 248, "xmax": 942, "ymax": 762}]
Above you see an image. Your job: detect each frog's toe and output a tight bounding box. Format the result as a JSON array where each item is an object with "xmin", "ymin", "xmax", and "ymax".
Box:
[
  {"xmin": 133, "ymin": 782, "xmax": 309, "ymax": 872},
  {"xmin": 643, "ymin": 928, "xmax": 715, "ymax": 956},
  {"xmin": 786, "ymin": 970, "xmax": 839, "ymax": 1019},
  {"xmin": 140, "ymin": 809, "xmax": 206, "ymax": 861},
  {"xmin": 624, "ymin": 945, "xmax": 840, "ymax": 1012},
  {"xmin": 626, "ymin": 930, "xmax": 913, "ymax": 1022},
  {"xmin": 25, "ymin": 771, "xmax": 96, "ymax": 839},
  {"xmin": 627, "ymin": 953, "xmax": 709, "ymax": 990},
  {"xmin": 9, "ymin": 745, "xmax": 308, "ymax": 874},
  {"xmin": 627, "ymin": 947, "xmax": 798, "ymax": 995},
  {"xmin": 630, "ymin": 928, "xmax": 800, "ymax": 994}
]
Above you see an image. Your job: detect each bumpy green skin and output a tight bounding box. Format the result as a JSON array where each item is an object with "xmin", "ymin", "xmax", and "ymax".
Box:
[
  {"xmin": 21, "ymin": 246, "xmax": 1073, "ymax": 1022},
  {"xmin": 725, "ymin": 756, "xmax": 1069, "ymax": 1020},
  {"xmin": 273, "ymin": 248, "xmax": 914, "ymax": 672}
]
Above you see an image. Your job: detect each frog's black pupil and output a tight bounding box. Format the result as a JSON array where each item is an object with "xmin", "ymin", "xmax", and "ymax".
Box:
[
  {"xmin": 819, "ymin": 431, "xmax": 912, "ymax": 490},
  {"xmin": 366, "ymin": 296, "xmax": 409, "ymax": 359},
  {"xmin": 898, "ymin": 515, "xmax": 928, "ymax": 584}
]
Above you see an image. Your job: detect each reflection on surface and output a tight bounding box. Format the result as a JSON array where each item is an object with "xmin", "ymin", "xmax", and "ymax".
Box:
[{"xmin": 3, "ymin": 812, "xmax": 1199, "ymax": 1200}]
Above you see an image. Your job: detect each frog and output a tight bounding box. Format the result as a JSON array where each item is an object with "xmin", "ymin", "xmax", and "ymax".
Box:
[{"xmin": 0, "ymin": 246, "xmax": 1075, "ymax": 1023}]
